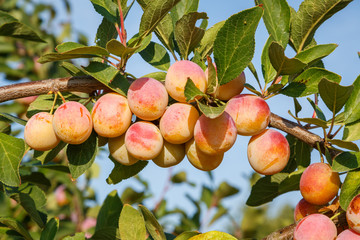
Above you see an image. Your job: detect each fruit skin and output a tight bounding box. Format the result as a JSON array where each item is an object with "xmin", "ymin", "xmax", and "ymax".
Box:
[
  {"xmin": 159, "ymin": 103, "xmax": 199, "ymax": 144},
  {"xmin": 189, "ymin": 230, "xmax": 237, "ymax": 240},
  {"xmin": 16, "ymin": 96, "xmax": 38, "ymax": 105},
  {"xmin": 247, "ymin": 129, "xmax": 290, "ymax": 175},
  {"xmin": 165, "ymin": 60, "xmax": 207, "ymax": 102},
  {"xmin": 127, "ymin": 77, "xmax": 168, "ymax": 121},
  {"xmin": 92, "ymin": 93, "xmax": 132, "ymax": 138},
  {"xmin": 293, "ymin": 214, "xmax": 337, "ymax": 240},
  {"xmin": 346, "ymin": 194, "xmax": 360, "ymax": 234},
  {"xmin": 125, "ymin": 121, "xmax": 163, "ymax": 160},
  {"xmin": 225, "ymin": 94, "xmax": 270, "ymax": 136},
  {"xmin": 152, "ymin": 141, "xmax": 185, "ymax": 168},
  {"xmin": 185, "ymin": 138, "xmax": 223, "ymax": 171},
  {"xmin": 337, "ymin": 229, "xmax": 360, "ymax": 239},
  {"xmin": 194, "ymin": 112, "xmax": 237, "ymax": 155},
  {"xmin": 53, "ymin": 101, "xmax": 93, "ymax": 145},
  {"xmin": 299, "ymin": 162, "xmax": 340, "ymax": 206},
  {"xmin": 108, "ymin": 134, "xmax": 139, "ymax": 166},
  {"xmin": 24, "ymin": 112, "xmax": 60, "ymax": 151},
  {"xmin": 294, "ymin": 198, "xmax": 322, "ymax": 222}
]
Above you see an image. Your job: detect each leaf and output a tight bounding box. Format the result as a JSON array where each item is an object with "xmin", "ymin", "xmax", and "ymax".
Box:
[
  {"xmin": 63, "ymin": 232, "xmax": 85, "ymax": 240},
  {"xmin": 60, "ymin": 62, "xmax": 86, "ymax": 77},
  {"xmin": 95, "ymin": 17, "xmax": 118, "ymax": 48},
  {"xmin": 139, "ymin": 0, "xmax": 182, "ymax": 37},
  {"xmin": 214, "ymin": 6, "xmax": 263, "ymax": 85},
  {"xmin": 0, "ymin": 10, "xmax": 45, "ymax": 43},
  {"xmin": 295, "ymin": 44, "xmax": 338, "ymax": 65},
  {"xmin": 257, "ymin": 0, "xmax": 290, "ymax": 47},
  {"xmin": 118, "ymin": 205, "xmax": 146, "ymax": 240},
  {"xmin": 318, "ymin": 78, "xmax": 353, "ymax": 114},
  {"xmin": 127, "ymin": 32, "xmax": 152, "ymax": 53},
  {"xmin": 208, "ymin": 205, "xmax": 227, "ymax": 226},
  {"xmin": 307, "ymin": 98, "xmax": 326, "ymax": 121},
  {"xmin": 278, "ymin": 169, "xmax": 304, "ymax": 193},
  {"xmin": 344, "ymin": 75, "xmax": 360, "ymax": 124},
  {"xmin": 96, "ymin": 190, "xmax": 123, "ymax": 231},
  {"xmin": 184, "ymin": 78, "xmax": 206, "ymax": 102},
  {"xmin": 268, "ymin": 41, "xmax": 306, "ymax": 75},
  {"xmin": 139, "ymin": 42, "xmax": 170, "ymax": 71},
  {"xmin": 106, "ymin": 39, "xmax": 140, "ymax": 59},
  {"xmin": 214, "ymin": 182, "xmax": 239, "ymax": 202},
  {"xmin": 0, "ymin": 112, "xmax": 27, "ymax": 126},
  {"xmin": 291, "ymin": 0, "xmax": 353, "ymax": 52},
  {"xmin": 197, "ymin": 101, "xmax": 227, "ymax": 119},
  {"xmin": 82, "ymin": 61, "xmax": 129, "ymax": 96},
  {"xmin": 171, "ymin": 171, "xmax": 187, "ymax": 184},
  {"xmin": 40, "ymin": 218, "xmax": 59, "ymax": 240},
  {"xmin": 138, "ymin": 205, "xmax": 166, "ymax": 240},
  {"xmin": 38, "ymin": 53, "xmax": 98, "ymax": 64},
  {"xmin": 33, "ymin": 141, "xmax": 67, "ymax": 164},
  {"xmin": 67, "ymin": 132, "xmax": 97, "ymax": 179},
  {"xmin": 56, "ymin": 42, "xmax": 109, "ymax": 55},
  {"xmin": 261, "ymin": 36, "xmax": 277, "ymax": 83},
  {"xmin": 0, "ymin": 133, "xmax": 24, "ymax": 187},
  {"xmin": 288, "ymin": 110, "xmax": 328, "ymax": 128},
  {"xmin": 90, "ymin": 0, "xmax": 118, "ymax": 23},
  {"xmin": 174, "ymin": 231, "xmax": 200, "ymax": 240},
  {"xmin": 339, "ymin": 169, "xmax": 360, "ymax": 210},
  {"xmin": 170, "ymin": 0, "xmax": 199, "ymax": 22},
  {"xmin": 332, "ymin": 151, "xmax": 360, "ymax": 172},
  {"xmin": 141, "ymin": 72, "xmax": 167, "ymax": 81},
  {"xmin": 201, "ymin": 186, "xmax": 213, "ymax": 208},
  {"xmin": 197, "ymin": 21, "xmax": 225, "ymax": 59},
  {"xmin": 328, "ymin": 139, "xmax": 359, "ymax": 152},
  {"xmin": 281, "ymin": 68, "xmax": 341, "ymax": 97},
  {"xmin": 21, "ymin": 172, "xmax": 51, "ymax": 192},
  {"xmin": 205, "ymin": 57, "xmax": 217, "ymax": 95},
  {"xmin": 91, "ymin": 227, "xmax": 119, "ymax": 240},
  {"xmin": 294, "ymin": 137, "xmax": 311, "ymax": 169},
  {"xmin": 0, "ymin": 217, "xmax": 33, "ymax": 240},
  {"xmin": 174, "ymin": 12, "xmax": 208, "ymax": 60},
  {"xmin": 106, "ymin": 157, "xmax": 148, "ymax": 184},
  {"xmin": 343, "ymin": 120, "xmax": 360, "ymax": 141}
]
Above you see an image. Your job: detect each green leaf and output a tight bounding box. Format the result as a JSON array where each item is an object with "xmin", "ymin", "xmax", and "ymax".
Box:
[
  {"xmin": 139, "ymin": 0, "xmax": 182, "ymax": 37},
  {"xmin": 119, "ymin": 205, "xmax": 146, "ymax": 240},
  {"xmin": 307, "ymin": 98, "xmax": 326, "ymax": 121},
  {"xmin": 205, "ymin": 57, "xmax": 217, "ymax": 95},
  {"xmin": 106, "ymin": 39, "xmax": 140, "ymax": 59},
  {"xmin": 96, "ymin": 190, "xmax": 123, "ymax": 231},
  {"xmin": 294, "ymin": 137, "xmax": 311, "ymax": 169},
  {"xmin": 127, "ymin": 32, "xmax": 152, "ymax": 53},
  {"xmin": 184, "ymin": 78, "xmax": 206, "ymax": 102},
  {"xmin": 174, "ymin": 231, "xmax": 199, "ymax": 240},
  {"xmin": 40, "ymin": 218, "xmax": 59, "ymax": 240},
  {"xmin": 63, "ymin": 232, "xmax": 85, "ymax": 240},
  {"xmin": 318, "ymin": 78, "xmax": 353, "ymax": 114},
  {"xmin": 343, "ymin": 120, "xmax": 360, "ymax": 141},
  {"xmin": 214, "ymin": 6, "xmax": 263, "ymax": 85},
  {"xmin": 38, "ymin": 53, "xmax": 98, "ymax": 64},
  {"xmin": 200, "ymin": 185, "xmax": 213, "ymax": 208},
  {"xmin": 60, "ymin": 62, "xmax": 86, "ymax": 77},
  {"xmin": 170, "ymin": 0, "xmax": 199, "ymax": 22},
  {"xmin": 56, "ymin": 42, "xmax": 109, "ymax": 55},
  {"xmin": 244, "ymin": 83, "xmax": 262, "ymax": 96},
  {"xmin": 0, "ymin": 217, "xmax": 33, "ymax": 240},
  {"xmin": 0, "ymin": 112, "xmax": 27, "ymax": 126},
  {"xmin": 278, "ymin": 169, "xmax": 304, "ymax": 193},
  {"xmin": 82, "ymin": 61, "xmax": 129, "ymax": 96},
  {"xmin": 91, "ymin": 227, "xmax": 119, "ymax": 240},
  {"xmin": 139, "ymin": 205, "xmax": 166, "ymax": 240},
  {"xmin": 295, "ymin": 44, "xmax": 338, "ymax": 65},
  {"xmin": 208, "ymin": 205, "xmax": 227, "ymax": 226},
  {"xmin": 139, "ymin": 42, "xmax": 170, "ymax": 71},
  {"xmin": 90, "ymin": 0, "xmax": 118, "ymax": 23},
  {"xmin": 21, "ymin": 172, "xmax": 51, "ymax": 192},
  {"xmin": 34, "ymin": 142, "xmax": 67, "ymax": 164},
  {"xmin": 197, "ymin": 101, "xmax": 227, "ymax": 119},
  {"xmin": 214, "ymin": 182, "xmax": 239, "ymax": 202},
  {"xmin": 0, "ymin": 10, "xmax": 45, "ymax": 43},
  {"xmin": 344, "ymin": 75, "xmax": 360, "ymax": 124},
  {"xmin": 328, "ymin": 139, "xmax": 359, "ymax": 152},
  {"xmin": 281, "ymin": 68, "xmax": 341, "ymax": 97},
  {"xmin": 197, "ymin": 21, "xmax": 225, "ymax": 60},
  {"xmin": 0, "ymin": 133, "xmax": 24, "ymax": 187},
  {"xmin": 174, "ymin": 12, "xmax": 208, "ymax": 60},
  {"xmin": 95, "ymin": 17, "xmax": 118, "ymax": 48},
  {"xmin": 261, "ymin": 36, "xmax": 277, "ymax": 83},
  {"xmin": 291, "ymin": 0, "xmax": 353, "ymax": 52},
  {"xmin": 171, "ymin": 171, "xmax": 187, "ymax": 184},
  {"xmin": 106, "ymin": 157, "xmax": 148, "ymax": 184},
  {"xmin": 141, "ymin": 72, "xmax": 167, "ymax": 81},
  {"xmin": 67, "ymin": 132, "xmax": 97, "ymax": 179},
  {"xmin": 339, "ymin": 169, "xmax": 360, "ymax": 210},
  {"xmin": 268, "ymin": 41, "xmax": 306, "ymax": 75},
  {"xmin": 246, "ymin": 173, "xmax": 288, "ymax": 206},
  {"xmin": 332, "ymin": 151, "xmax": 360, "ymax": 172},
  {"xmin": 257, "ymin": 0, "xmax": 290, "ymax": 47},
  {"xmin": 288, "ymin": 110, "xmax": 328, "ymax": 128}
]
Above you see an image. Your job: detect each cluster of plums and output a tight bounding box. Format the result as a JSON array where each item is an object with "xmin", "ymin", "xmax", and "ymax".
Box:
[{"xmin": 24, "ymin": 60, "xmax": 290, "ymax": 173}]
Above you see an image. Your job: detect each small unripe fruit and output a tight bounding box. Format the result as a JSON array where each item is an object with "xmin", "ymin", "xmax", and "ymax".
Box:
[
  {"xmin": 152, "ymin": 141, "xmax": 185, "ymax": 168},
  {"xmin": 294, "ymin": 198, "xmax": 322, "ymax": 222},
  {"xmin": 225, "ymin": 94, "xmax": 270, "ymax": 136},
  {"xmin": 24, "ymin": 112, "xmax": 60, "ymax": 151},
  {"xmin": 247, "ymin": 129, "xmax": 290, "ymax": 175},
  {"xmin": 293, "ymin": 214, "xmax": 337, "ymax": 240},
  {"xmin": 125, "ymin": 122, "xmax": 163, "ymax": 160},
  {"xmin": 337, "ymin": 229, "xmax": 360, "ymax": 239},
  {"xmin": 159, "ymin": 103, "xmax": 199, "ymax": 144},
  {"xmin": 92, "ymin": 93, "xmax": 132, "ymax": 138},
  {"xmin": 108, "ymin": 134, "xmax": 139, "ymax": 166},
  {"xmin": 127, "ymin": 78, "xmax": 168, "ymax": 121},
  {"xmin": 300, "ymin": 162, "xmax": 340, "ymax": 205},
  {"xmin": 53, "ymin": 101, "xmax": 93, "ymax": 145},
  {"xmin": 194, "ymin": 112, "xmax": 237, "ymax": 155},
  {"xmin": 185, "ymin": 138, "xmax": 223, "ymax": 171},
  {"xmin": 165, "ymin": 60, "xmax": 207, "ymax": 102},
  {"xmin": 347, "ymin": 194, "xmax": 360, "ymax": 234}
]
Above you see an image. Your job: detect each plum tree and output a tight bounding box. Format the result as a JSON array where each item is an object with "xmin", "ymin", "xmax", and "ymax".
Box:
[{"xmin": 293, "ymin": 214, "xmax": 337, "ymax": 240}]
